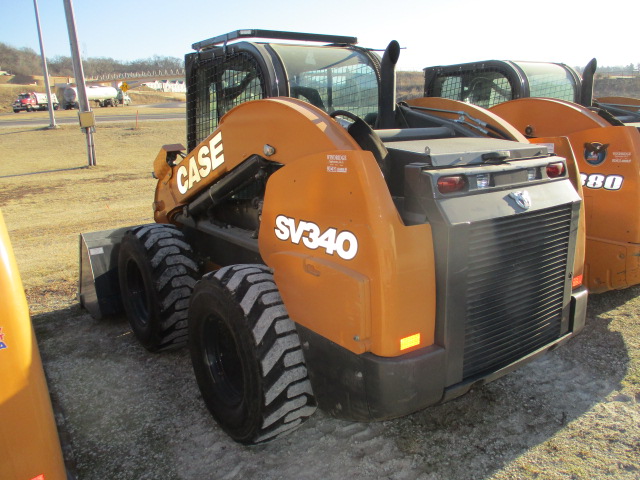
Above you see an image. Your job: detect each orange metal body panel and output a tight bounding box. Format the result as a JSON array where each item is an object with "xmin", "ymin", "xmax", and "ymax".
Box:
[
  {"xmin": 491, "ymin": 98, "xmax": 640, "ymax": 292},
  {"xmin": 153, "ymin": 98, "xmax": 437, "ymax": 357},
  {"xmin": 0, "ymin": 210, "xmax": 67, "ymax": 480},
  {"xmin": 260, "ymin": 149, "xmax": 436, "ymax": 357},
  {"xmin": 491, "ymin": 98, "xmax": 609, "ymax": 137},
  {"xmin": 154, "ymin": 98, "xmax": 359, "ymax": 224},
  {"xmin": 406, "ymin": 97, "xmax": 527, "ymax": 142},
  {"xmin": 568, "ymin": 126, "xmax": 640, "ymax": 292}
]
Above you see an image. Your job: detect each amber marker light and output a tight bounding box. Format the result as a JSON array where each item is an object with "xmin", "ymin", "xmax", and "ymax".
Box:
[
  {"xmin": 572, "ymin": 274, "xmax": 583, "ymax": 288},
  {"xmin": 400, "ymin": 333, "xmax": 421, "ymax": 351}
]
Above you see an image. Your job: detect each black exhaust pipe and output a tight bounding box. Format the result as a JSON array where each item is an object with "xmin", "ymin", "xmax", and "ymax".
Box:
[
  {"xmin": 377, "ymin": 40, "xmax": 400, "ymax": 129},
  {"xmin": 579, "ymin": 58, "xmax": 597, "ymax": 107}
]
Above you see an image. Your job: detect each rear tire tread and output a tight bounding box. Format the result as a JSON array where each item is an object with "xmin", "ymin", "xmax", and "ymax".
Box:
[
  {"xmin": 198, "ymin": 264, "xmax": 317, "ymax": 443},
  {"xmin": 120, "ymin": 224, "xmax": 198, "ymax": 351}
]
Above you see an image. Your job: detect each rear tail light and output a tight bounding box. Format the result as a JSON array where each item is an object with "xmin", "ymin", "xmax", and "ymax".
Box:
[
  {"xmin": 437, "ymin": 175, "xmax": 467, "ymax": 194},
  {"xmin": 546, "ymin": 162, "xmax": 566, "ymax": 178}
]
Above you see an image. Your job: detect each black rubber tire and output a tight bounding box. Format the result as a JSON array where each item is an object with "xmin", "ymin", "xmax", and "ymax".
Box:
[
  {"xmin": 118, "ymin": 224, "xmax": 199, "ymax": 352},
  {"xmin": 189, "ymin": 264, "xmax": 317, "ymax": 444}
]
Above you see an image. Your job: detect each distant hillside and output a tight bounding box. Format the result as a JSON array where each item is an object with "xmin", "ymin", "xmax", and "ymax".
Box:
[
  {"xmin": 1, "ymin": 40, "xmax": 636, "ymax": 114},
  {"xmin": 0, "ymin": 42, "xmax": 183, "ymax": 78},
  {"xmin": 398, "ymin": 71, "xmax": 423, "ymax": 101}
]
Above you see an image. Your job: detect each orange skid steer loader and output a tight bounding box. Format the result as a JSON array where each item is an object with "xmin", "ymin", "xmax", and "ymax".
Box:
[
  {"xmin": 419, "ymin": 58, "xmax": 640, "ymax": 293},
  {"xmin": 79, "ymin": 30, "xmax": 587, "ymax": 444}
]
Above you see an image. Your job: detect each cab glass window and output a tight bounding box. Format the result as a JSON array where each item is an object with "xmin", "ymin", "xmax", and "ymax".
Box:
[
  {"xmin": 271, "ymin": 44, "xmax": 379, "ymax": 121},
  {"xmin": 515, "ymin": 62, "xmax": 578, "ymax": 102}
]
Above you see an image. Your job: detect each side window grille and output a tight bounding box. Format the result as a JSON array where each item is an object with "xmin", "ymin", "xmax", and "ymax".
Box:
[{"xmin": 188, "ymin": 52, "xmax": 266, "ymax": 150}]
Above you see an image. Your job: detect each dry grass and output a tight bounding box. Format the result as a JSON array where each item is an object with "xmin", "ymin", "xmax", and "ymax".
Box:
[
  {"xmin": 397, "ymin": 71, "xmax": 424, "ymax": 101},
  {"xmin": 128, "ymin": 90, "xmax": 185, "ymax": 104},
  {"xmin": 0, "ymin": 84, "xmax": 29, "ymax": 112},
  {"xmin": 0, "ymin": 121, "xmax": 183, "ymax": 309}
]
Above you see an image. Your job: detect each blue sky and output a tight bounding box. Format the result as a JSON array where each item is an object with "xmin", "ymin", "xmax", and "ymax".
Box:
[{"xmin": 1, "ymin": 0, "xmax": 637, "ymax": 71}]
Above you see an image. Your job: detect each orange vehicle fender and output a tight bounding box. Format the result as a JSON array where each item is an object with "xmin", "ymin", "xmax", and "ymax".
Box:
[
  {"xmin": 406, "ymin": 97, "xmax": 527, "ymax": 142},
  {"xmin": 567, "ymin": 125, "xmax": 640, "ymax": 244},
  {"xmin": 259, "ymin": 148, "xmax": 437, "ymax": 358},
  {"xmin": 153, "ymin": 97, "xmax": 360, "ymax": 223},
  {"xmin": 491, "ymin": 98, "xmax": 610, "ymax": 137},
  {"xmin": 0, "ymin": 210, "xmax": 67, "ymax": 480},
  {"xmin": 567, "ymin": 125, "xmax": 640, "ymax": 291}
]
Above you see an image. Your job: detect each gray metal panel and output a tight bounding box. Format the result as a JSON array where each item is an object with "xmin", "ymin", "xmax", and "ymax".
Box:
[
  {"xmin": 78, "ymin": 226, "xmax": 132, "ymax": 319},
  {"xmin": 296, "ymin": 324, "xmax": 446, "ymax": 421},
  {"xmin": 437, "ymin": 179, "xmax": 581, "ymax": 225},
  {"xmin": 390, "ymin": 137, "xmax": 549, "ymax": 166}
]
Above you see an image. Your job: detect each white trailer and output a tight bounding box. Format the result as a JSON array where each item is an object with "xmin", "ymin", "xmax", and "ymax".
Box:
[{"xmin": 62, "ymin": 85, "xmax": 130, "ymax": 109}]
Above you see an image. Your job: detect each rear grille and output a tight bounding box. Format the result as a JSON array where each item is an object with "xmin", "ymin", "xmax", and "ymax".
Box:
[{"xmin": 462, "ymin": 204, "xmax": 572, "ymax": 379}]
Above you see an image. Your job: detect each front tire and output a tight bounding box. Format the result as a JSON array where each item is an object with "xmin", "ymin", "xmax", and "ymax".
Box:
[
  {"xmin": 189, "ymin": 264, "xmax": 317, "ymax": 444},
  {"xmin": 118, "ymin": 224, "xmax": 198, "ymax": 351}
]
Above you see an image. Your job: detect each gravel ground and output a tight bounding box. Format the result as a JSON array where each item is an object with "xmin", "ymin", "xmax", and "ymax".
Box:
[{"xmin": 32, "ymin": 282, "xmax": 639, "ymax": 480}]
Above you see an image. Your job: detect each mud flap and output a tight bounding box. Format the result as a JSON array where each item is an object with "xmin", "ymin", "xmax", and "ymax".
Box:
[{"xmin": 78, "ymin": 227, "xmax": 133, "ymax": 319}]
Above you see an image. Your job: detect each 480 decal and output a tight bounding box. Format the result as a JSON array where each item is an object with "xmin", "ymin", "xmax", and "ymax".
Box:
[
  {"xmin": 580, "ymin": 173, "xmax": 624, "ymax": 191},
  {"xmin": 274, "ymin": 215, "xmax": 359, "ymax": 260}
]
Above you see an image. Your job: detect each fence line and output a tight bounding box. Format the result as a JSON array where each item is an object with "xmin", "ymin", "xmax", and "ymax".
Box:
[{"xmin": 86, "ymin": 69, "xmax": 186, "ymax": 82}]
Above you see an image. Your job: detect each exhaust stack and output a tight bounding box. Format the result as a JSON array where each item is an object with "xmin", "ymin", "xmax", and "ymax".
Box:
[
  {"xmin": 579, "ymin": 58, "xmax": 597, "ymax": 107},
  {"xmin": 377, "ymin": 40, "xmax": 400, "ymax": 129}
]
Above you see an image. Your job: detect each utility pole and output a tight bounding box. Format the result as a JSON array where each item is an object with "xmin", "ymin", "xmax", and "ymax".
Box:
[
  {"xmin": 33, "ymin": 0, "xmax": 56, "ymax": 129},
  {"xmin": 63, "ymin": 0, "xmax": 96, "ymax": 166}
]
